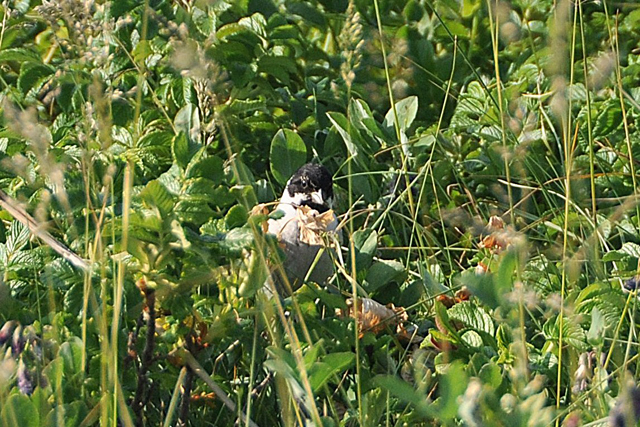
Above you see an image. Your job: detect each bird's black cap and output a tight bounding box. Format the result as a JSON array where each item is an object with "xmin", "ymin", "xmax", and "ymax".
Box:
[{"xmin": 286, "ymin": 163, "xmax": 333, "ymax": 212}]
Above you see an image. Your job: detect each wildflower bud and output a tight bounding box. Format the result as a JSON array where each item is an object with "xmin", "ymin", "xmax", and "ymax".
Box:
[
  {"xmin": 572, "ymin": 352, "xmax": 592, "ymax": 394},
  {"xmin": 610, "ymin": 384, "xmax": 640, "ymax": 427},
  {"xmin": 17, "ymin": 359, "xmax": 33, "ymax": 396},
  {"xmin": 0, "ymin": 321, "xmax": 17, "ymax": 346},
  {"xmin": 623, "ymin": 277, "xmax": 640, "ymax": 292},
  {"xmin": 11, "ymin": 324, "xmax": 24, "ymax": 355}
]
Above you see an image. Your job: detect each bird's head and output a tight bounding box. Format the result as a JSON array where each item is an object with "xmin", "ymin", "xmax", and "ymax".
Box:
[{"xmin": 282, "ymin": 163, "xmax": 334, "ymax": 213}]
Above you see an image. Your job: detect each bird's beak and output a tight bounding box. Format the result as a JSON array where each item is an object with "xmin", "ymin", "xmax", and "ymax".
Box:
[
  {"xmin": 309, "ymin": 189, "xmax": 332, "ymax": 208},
  {"xmin": 309, "ymin": 190, "xmax": 324, "ymax": 206}
]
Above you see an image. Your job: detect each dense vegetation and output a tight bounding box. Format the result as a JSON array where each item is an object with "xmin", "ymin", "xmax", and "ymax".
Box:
[{"xmin": 2, "ymin": 0, "xmax": 640, "ymax": 425}]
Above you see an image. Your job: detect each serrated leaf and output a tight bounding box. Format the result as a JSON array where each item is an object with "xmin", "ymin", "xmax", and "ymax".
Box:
[
  {"xmin": 9, "ymin": 250, "xmax": 42, "ymax": 268},
  {"xmin": 238, "ymin": 13, "xmax": 267, "ymax": 37},
  {"xmin": 287, "ymin": 2, "xmax": 326, "ymax": 28},
  {"xmin": 7, "ymin": 221, "xmax": 30, "ymax": 254},
  {"xmin": 593, "ymin": 102, "xmax": 622, "ymax": 137},
  {"xmin": 447, "ymin": 301, "xmax": 495, "ymax": 336},
  {"xmin": 18, "ymin": 62, "xmax": 54, "ymax": 95},
  {"xmin": 186, "ymin": 156, "xmax": 224, "ymax": 183},
  {"xmin": 140, "ymin": 180, "xmax": 174, "ymax": 216},
  {"xmin": 258, "ymin": 55, "xmax": 297, "ymax": 84},
  {"xmin": 544, "ymin": 315, "xmax": 588, "ymax": 352},
  {"xmin": 0, "ymin": 48, "xmax": 42, "ymax": 63},
  {"xmin": 220, "ymin": 227, "xmax": 254, "ymax": 252},
  {"xmin": 619, "ymin": 242, "xmax": 640, "ymax": 258},
  {"xmin": 269, "ymin": 129, "xmax": 307, "ymax": 185}
]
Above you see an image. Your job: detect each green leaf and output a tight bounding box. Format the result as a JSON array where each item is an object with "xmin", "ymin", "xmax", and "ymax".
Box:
[
  {"xmin": 1, "ymin": 394, "xmax": 39, "ymax": 427},
  {"xmin": 462, "ymin": 0, "xmax": 481, "ymax": 18},
  {"xmin": 184, "ymin": 178, "xmax": 219, "ymax": 199},
  {"xmin": 544, "ymin": 315, "xmax": 588, "ymax": 352},
  {"xmin": 478, "ymin": 361, "xmax": 502, "ymax": 388},
  {"xmin": 422, "ymin": 265, "xmax": 449, "ymax": 296},
  {"xmin": 140, "ymin": 180, "xmax": 175, "ymax": 217},
  {"xmin": 383, "ymin": 96, "xmax": 418, "ymax": 132},
  {"xmin": 45, "ymin": 402, "xmax": 88, "ymax": 427},
  {"xmin": 7, "ymin": 220, "xmax": 30, "ymax": 254},
  {"xmin": 352, "ymin": 229, "xmax": 377, "ymax": 271},
  {"xmin": 619, "ymin": 242, "xmax": 640, "ymax": 259},
  {"xmin": 461, "ymin": 270, "xmax": 500, "ymax": 309},
  {"xmin": 132, "ymin": 40, "xmax": 153, "ymax": 63},
  {"xmin": 365, "ymin": 259, "xmax": 406, "ymax": 292},
  {"xmin": 238, "ymin": 13, "xmax": 267, "ymax": 38},
  {"xmin": 258, "ymin": 55, "xmax": 297, "ymax": 84},
  {"xmin": 220, "ymin": 227, "xmax": 254, "ymax": 252},
  {"xmin": 0, "ymin": 48, "xmax": 42, "ymax": 63},
  {"xmin": 172, "ymin": 132, "xmax": 191, "ymax": 170},
  {"xmin": 373, "ymin": 375, "xmax": 431, "ymax": 418},
  {"xmin": 269, "ymin": 129, "xmax": 307, "ymax": 185},
  {"xmin": 186, "ymin": 155, "xmax": 224, "ymax": 184},
  {"xmin": 216, "ymin": 23, "xmax": 247, "ymax": 40},
  {"xmin": 58, "ymin": 337, "xmax": 83, "ymax": 378},
  {"xmin": 433, "ymin": 300, "xmax": 460, "ymax": 338},
  {"xmin": 175, "ymin": 199, "xmax": 215, "ymax": 226},
  {"xmin": 349, "ymin": 99, "xmax": 387, "ymax": 142},
  {"xmin": 18, "ymin": 62, "xmax": 54, "ymax": 95},
  {"xmin": 225, "ymin": 205, "xmax": 248, "ymax": 229},
  {"xmin": 287, "ymin": 2, "xmax": 326, "ymax": 28},
  {"xmin": 432, "ymin": 361, "xmax": 467, "ymax": 420},
  {"xmin": 593, "ymin": 102, "xmax": 622, "ymax": 137},
  {"xmin": 447, "ymin": 301, "xmax": 495, "ymax": 336},
  {"xmin": 403, "ymin": 0, "xmax": 425, "ymax": 21},
  {"xmin": 327, "ymin": 112, "xmax": 358, "ymax": 157},
  {"xmin": 138, "ymin": 130, "xmax": 174, "ymax": 149},
  {"xmin": 587, "ymin": 306, "xmax": 606, "ymax": 347},
  {"xmin": 174, "ymin": 103, "xmax": 201, "ymax": 145},
  {"xmin": 308, "ymin": 352, "xmax": 355, "ymax": 392}
]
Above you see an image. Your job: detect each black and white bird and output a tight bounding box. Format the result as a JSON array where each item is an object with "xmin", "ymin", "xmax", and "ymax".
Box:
[{"xmin": 266, "ymin": 163, "xmax": 341, "ymax": 296}]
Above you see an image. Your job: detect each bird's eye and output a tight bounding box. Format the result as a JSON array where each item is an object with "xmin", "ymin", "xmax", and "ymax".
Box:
[{"xmin": 301, "ymin": 179, "xmax": 308, "ymax": 188}]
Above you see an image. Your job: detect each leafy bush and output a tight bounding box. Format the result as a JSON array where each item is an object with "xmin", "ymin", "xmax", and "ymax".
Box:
[{"xmin": 2, "ymin": 0, "xmax": 640, "ymax": 426}]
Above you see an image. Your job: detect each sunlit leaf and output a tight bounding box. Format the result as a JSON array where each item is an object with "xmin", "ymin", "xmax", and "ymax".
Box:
[{"xmin": 269, "ymin": 129, "xmax": 307, "ymax": 185}]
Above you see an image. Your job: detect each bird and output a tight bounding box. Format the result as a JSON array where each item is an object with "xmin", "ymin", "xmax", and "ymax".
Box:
[{"xmin": 265, "ymin": 163, "xmax": 341, "ymax": 296}]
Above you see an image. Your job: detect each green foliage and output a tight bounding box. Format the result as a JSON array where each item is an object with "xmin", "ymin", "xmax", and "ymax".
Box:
[{"xmin": 1, "ymin": 0, "xmax": 640, "ymax": 425}]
